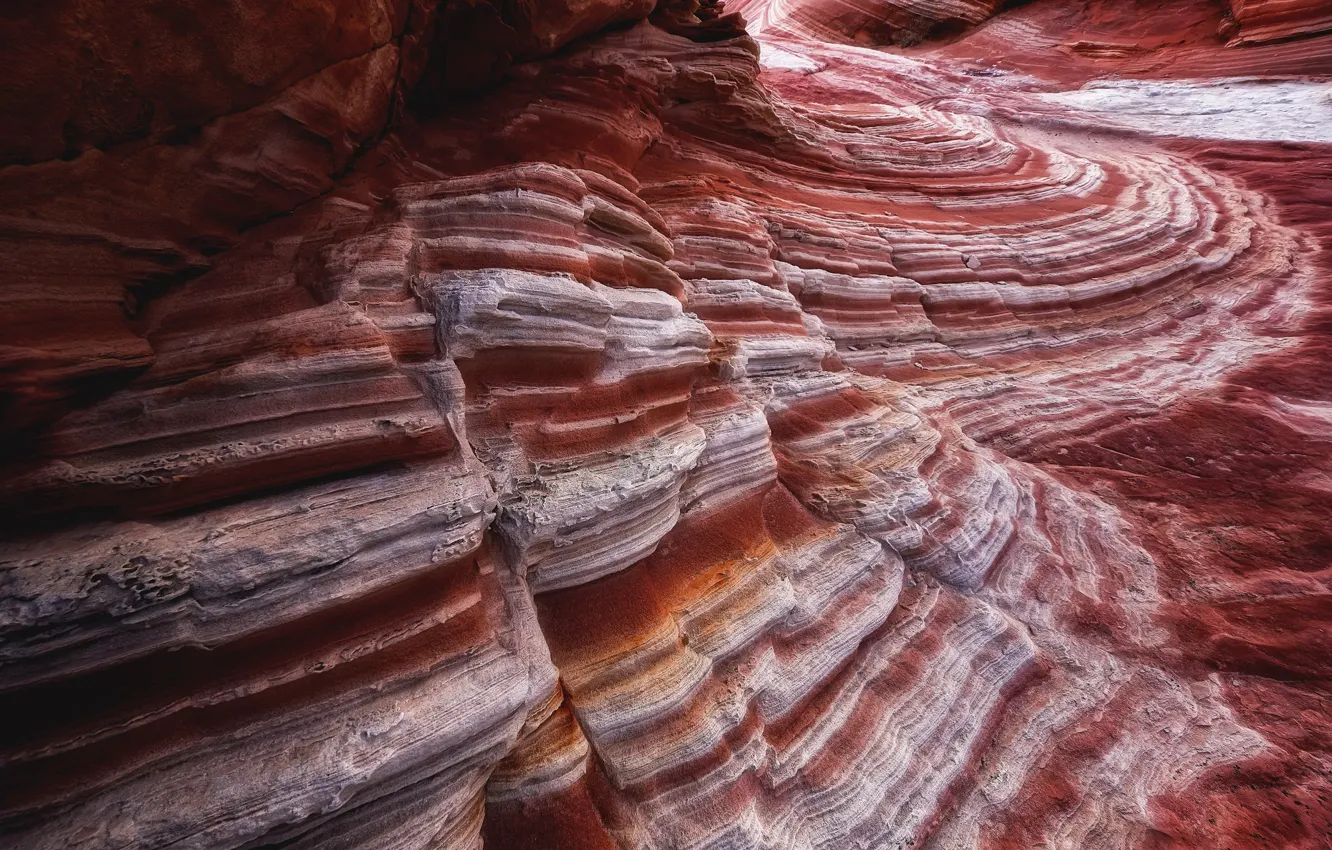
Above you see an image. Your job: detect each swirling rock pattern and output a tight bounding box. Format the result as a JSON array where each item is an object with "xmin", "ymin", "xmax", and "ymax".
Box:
[{"xmin": 2, "ymin": 0, "xmax": 1330, "ymax": 848}]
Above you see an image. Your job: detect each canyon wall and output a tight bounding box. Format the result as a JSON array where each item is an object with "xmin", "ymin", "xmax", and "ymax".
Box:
[{"xmin": 2, "ymin": 1, "xmax": 1330, "ymax": 848}]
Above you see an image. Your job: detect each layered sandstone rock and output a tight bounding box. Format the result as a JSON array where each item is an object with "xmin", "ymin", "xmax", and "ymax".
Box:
[
  {"xmin": 737, "ymin": 0, "xmax": 1006, "ymax": 44},
  {"xmin": 2, "ymin": 0, "xmax": 1330, "ymax": 849},
  {"xmin": 1225, "ymin": 0, "xmax": 1332, "ymax": 44}
]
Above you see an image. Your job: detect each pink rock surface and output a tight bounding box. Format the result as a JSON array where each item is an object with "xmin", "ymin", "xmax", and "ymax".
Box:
[{"xmin": 2, "ymin": 1, "xmax": 1330, "ymax": 848}]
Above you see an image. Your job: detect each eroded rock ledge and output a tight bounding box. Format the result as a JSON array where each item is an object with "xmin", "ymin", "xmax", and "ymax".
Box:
[{"xmin": 2, "ymin": 1, "xmax": 1330, "ymax": 848}]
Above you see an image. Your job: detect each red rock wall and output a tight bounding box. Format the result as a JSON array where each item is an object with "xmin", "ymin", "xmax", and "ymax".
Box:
[
  {"xmin": 1226, "ymin": 0, "xmax": 1332, "ymax": 43},
  {"xmin": 2, "ymin": 1, "xmax": 1331, "ymax": 849},
  {"xmin": 733, "ymin": 0, "xmax": 1007, "ymax": 44}
]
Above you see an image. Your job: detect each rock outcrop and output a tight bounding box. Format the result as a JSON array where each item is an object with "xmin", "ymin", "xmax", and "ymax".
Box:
[
  {"xmin": 2, "ymin": 1, "xmax": 1330, "ymax": 849},
  {"xmin": 1226, "ymin": 0, "xmax": 1332, "ymax": 44}
]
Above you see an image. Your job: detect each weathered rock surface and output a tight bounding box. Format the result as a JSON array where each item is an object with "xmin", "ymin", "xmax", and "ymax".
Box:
[{"xmin": 2, "ymin": 0, "xmax": 1331, "ymax": 848}]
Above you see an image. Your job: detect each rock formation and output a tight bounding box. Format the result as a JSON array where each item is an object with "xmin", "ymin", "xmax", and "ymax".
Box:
[{"xmin": 2, "ymin": 1, "xmax": 1330, "ymax": 848}]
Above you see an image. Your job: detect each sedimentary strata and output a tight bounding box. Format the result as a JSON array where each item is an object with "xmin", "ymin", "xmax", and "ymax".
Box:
[{"xmin": 2, "ymin": 0, "xmax": 1330, "ymax": 848}]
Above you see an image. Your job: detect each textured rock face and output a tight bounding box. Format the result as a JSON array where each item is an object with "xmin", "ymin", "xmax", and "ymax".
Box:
[
  {"xmin": 2, "ymin": 1, "xmax": 1331, "ymax": 849},
  {"xmin": 1225, "ymin": 0, "xmax": 1332, "ymax": 44},
  {"xmin": 738, "ymin": 0, "xmax": 1006, "ymax": 45}
]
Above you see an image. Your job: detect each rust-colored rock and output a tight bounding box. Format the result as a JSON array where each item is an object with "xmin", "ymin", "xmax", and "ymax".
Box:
[{"xmin": 2, "ymin": 0, "xmax": 1331, "ymax": 848}]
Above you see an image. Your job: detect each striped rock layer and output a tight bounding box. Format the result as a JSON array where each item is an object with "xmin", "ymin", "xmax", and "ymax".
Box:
[{"xmin": 1, "ymin": 1, "xmax": 1330, "ymax": 849}]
